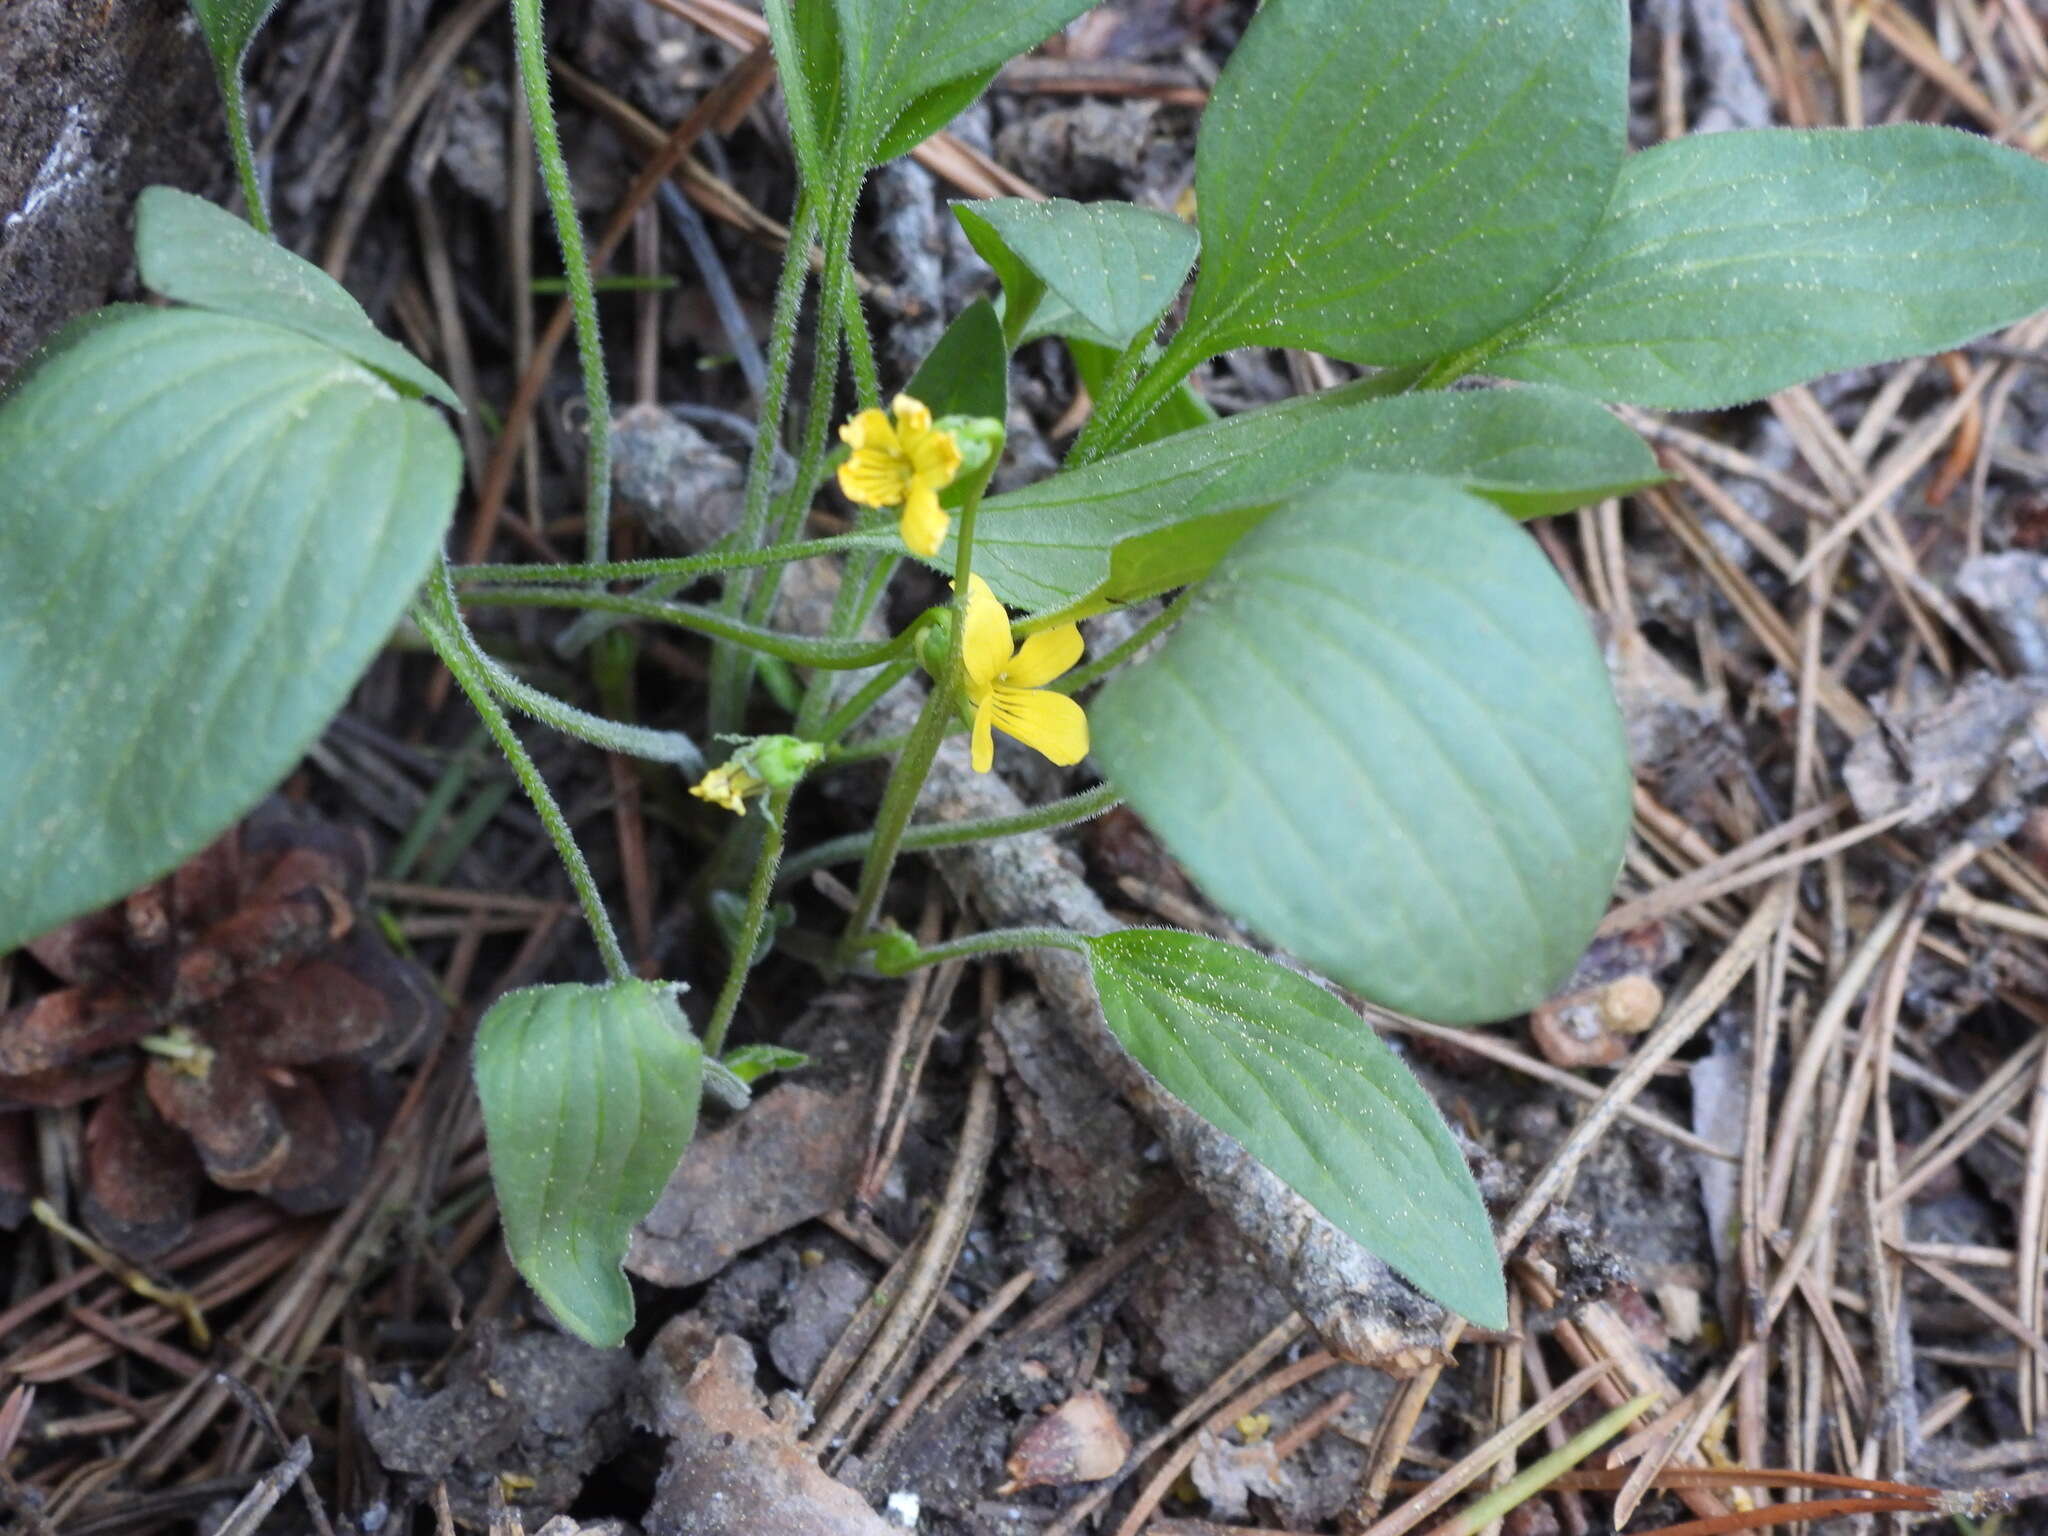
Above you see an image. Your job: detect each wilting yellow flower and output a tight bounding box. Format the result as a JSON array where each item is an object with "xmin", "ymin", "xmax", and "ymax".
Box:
[
  {"xmin": 836, "ymin": 394, "xmax": 962, "ymax": 557},
  {"xmin": 690, "ymin": 761, "xmax": 766, "ymax": 815},
  {"xmin": 959, "ymin": 574, "xmax": 1088, "ymax": 772}
]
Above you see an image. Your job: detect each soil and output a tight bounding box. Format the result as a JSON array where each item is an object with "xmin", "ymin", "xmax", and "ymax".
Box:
[{"xmin": 5, "ymin": 1, "xmax": 2048, "ymax": 1534}]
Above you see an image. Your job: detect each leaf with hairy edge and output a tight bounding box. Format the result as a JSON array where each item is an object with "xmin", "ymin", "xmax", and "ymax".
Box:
[
  {"xmin": 1067, "ymin": 337, "xmax": 1214, "ymax": 448},
  {"xmin": 1484, "ymin": 126, "xmax": 2048, "ymax": 409},
  {"xmin": 1171, "ymin": 0, "xmax": 1626, "ymax": 369},
  {"xmin": 0, "ymin": 307, "xmax": 459, "ymax": 953},
  {"xmin": 1089, "ymin": 929, "xmax": 1505, "ymax": 1326},
  {"xmin": 474, "ymin": 981, "xmax": 703, "ymax": 1346},
  {"xmin": 136, "ymin": 187, "xmax": 458, "ymax": 407},
  {"xmin": 1091, "ymin": 473, "xmax": 1631, "ymax": 1025},
  {"xmin": 955, "ymin": 383, "xmax": 1660, "ymax": 613},
  {"xmin": 954, "ymin": 199, "xmax": 1199, "ymax": 351},
  {"xmin": 830, "ymin": 0, "xmax": 1097, "ymax": 160},
  {"xmin": 187, "ymin": 0, "xmax": 285, "ymax": 97}
]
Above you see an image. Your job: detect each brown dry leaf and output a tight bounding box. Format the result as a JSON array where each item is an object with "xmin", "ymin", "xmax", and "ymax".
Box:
[
  {"xmin": 1000, "ymin": 1389, "xmax": 1131, "ymax": 1491},
  {"xmin": 627, "ymin": 1082, "xmax": 868, "ymax": 1288}
]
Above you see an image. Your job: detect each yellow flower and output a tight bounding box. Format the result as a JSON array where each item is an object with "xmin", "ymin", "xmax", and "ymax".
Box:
[
  {"xmin": 836, "ymin": 394, "xmax": 963, "ymax": 557},
  {"xmin": 689, "ymin": 761, "xmax": 766, "ymax": 815},
  {"xmin": 959, "ymin": 574, "xmax": 1089, "ymax": 773}
]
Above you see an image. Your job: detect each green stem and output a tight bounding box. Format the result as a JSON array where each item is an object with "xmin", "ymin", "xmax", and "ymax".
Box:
[
  {"xmin": 1064, "ymin": 327, "xmax": 1153, "ymax": 465},
  {"xmin": 220, "ymin": 75, "xmax": 271, "ymax": 236},
  {"xmin": 872, "ymin": 926, "xmax": 1090, "ymax": 974},
  {"xmin": 453, "ymin": 533, "xmax": 888, "ymax": 587},
  {"xmin": 469, "ymin": 645, "xmax": 702, "ymax": 770},
  {"xmin": 510, "ymin": 0, "xmax": 612, "ymax": 568},
  {"xmin": 1433, "ymin": 1395, "xmax": 1657, "ymax": 1536},
  {"xmin": 780, "ymin": 782, "xmax": 1121, "ymax": 887},
  {"xmin": 840, "ymin": 278, "xmax": 882, "ymax": 410},
  {"xmin": 714, "ymin": 172, "xmax": 865, "ymax": 734},
  {"xmin": 1051, "ymin": 589, "xmax": 1195, "ymax": 694},
  {"xmin": 701, "ymin": 787, "xmax": 791, "ymax": 1057},
  {"xmin": 417, "ymin": 580, "xmax": 630, "ymax": 982},
  {"xmin": 703, "ymin": 186, "xmax": 819, "ymax": 730},
  {"xmin": 1070, "ymin": 325, "xmax": 1207, "ymax": 467},
  {"xmin": 463, "ymin": 586, "xmax": 917, "ymax": 669},
  {"xmin": 814, "ymin": 658, "xmax": 917, "ymax": 744},
  {"xmin": 837, "ymin": 475, "xmax": 987, "ymax": 957}
]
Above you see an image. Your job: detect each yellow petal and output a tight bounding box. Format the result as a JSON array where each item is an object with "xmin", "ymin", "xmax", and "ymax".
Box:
[
  {"xmin": 959, "ymin": 573, "xmax": 1014, "ymax": 695},
  {"xmin": 899, "ymin": 483, "xmax": 950, "ymax": 558},
  {"xmin": 838, "ymin": 448, "xmax": 909, "ymax": 508},
  {"xmin": 890, "ymin": 394, "xmax": 933, "ymax": 435},
  {"xmin": 1002, "ymin": 624, "xmax": 1083, "ymax": 689},
  {"xmin": 908, "ymin": 425, "xmax": 962, "ymax": 489},
  {"xmin": 971, "ymin": 695, "xmax": 997, "ymax": 773},
  {"xmin": 689, "ymin": 767, "xmax": 746, "ymax": 814},
  {"xmin": 838, "ymin": 407, "xmax": 897, "ymax": 453},
  {"xmin": 989, "ymin": 686, "xmax": 1090, "ymax": 766}
]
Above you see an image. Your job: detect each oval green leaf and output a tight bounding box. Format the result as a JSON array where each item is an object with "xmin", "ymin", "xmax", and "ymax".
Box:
[
  {"xmin": 954, "ymin": 198, "xmax": 1198, "ymax": 351},
  {"xmin": 136, "ymin": 187, "xmax": 459, "ymax": 407},
  {"xmin": 474, "ymin": 981, "xmax": 704, "ymax": 1346},
  {"xmin": 1091, "ymin": 473, "xmax": 1631, "ymax": 1025},
  {"xmin": 1175, "ymin": 0, "xmax": 1626, "ymax": 367},
  {"xmin": 1484, "ymin": 125, "xmax": 2048, "ymax": 409},
  {"xmin": 958, "ymin": 383, "xmax": 1661, "ymax": 613},
  {"xmin": 1088, "ymin": 929, "xmax": 1505, "ymax": 1326},
  {"xmin": 0, "ymin": 307, "xmax": 460, "ymax": 953}
]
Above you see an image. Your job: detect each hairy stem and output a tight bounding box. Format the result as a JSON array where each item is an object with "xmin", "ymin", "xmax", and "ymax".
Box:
[
  {"xmin": 781, "ymin": 781, "xmax": 1121, "ymax": 886},
  {"xmin": 871, "ymin": 925, "xmax": 1091, "ymax": 974},
  {"xmin": 462, "ymin": 586, "xmax": 917, "ymax": 669},
  {"xmin": 418, "ymin": 575, "xmax": 629, "ymax": 982},
  {"xmin": 509, "ymin": 0, "xmax": 612, "ymax": 567},
  {"xmin": 701, "ymin": 787, "xmax": 791, "ymax": 1057}
]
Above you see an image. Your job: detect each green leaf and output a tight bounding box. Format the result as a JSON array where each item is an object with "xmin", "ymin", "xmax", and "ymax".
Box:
[
  {"xmin": 1088, "ymin": 929, "xmax": 1504, "ymax": 1326},
  {"xmin": 954, "ymin": 204, "xmax": 1051, "ymax": 349},
  {"xmin": 905, "ymin": 298, "xmax": 1008, "ymax": 422},
  {"xmin": 1483, "ymin": 125, "xmax": 2048, "ymax": 409},
  {"xmin": 873, "ymin": 66, "xmax": 1004, "ymax": 162},
  {"xmin": 0, "ymin": 307, "xmax": 460, "ymax": 952},
  {"xmin": 764, "ymin": 0, "xmax": 843, "ymax": 183},
  {"xmin": 953, "ymin": 199, "xmax": 1198, "ymax": 351},
  {"xmin": 136, "ymin": 187, "xmax": 459, "ymax": 407},
  {"xmin": 473, "ymin": 981, "xmax": 704, "ymax": 1346},
  {"xmin": 1091, "ymin": 474, "xmax": 1631, "ymax": 1026},
  {"xmin": 960, "ymin": 383, "xmax": 1661, "ymax": 612},
  {"xmin": 904, "ymin": 298, "xmax": 1009, "ymax": 509},
  {"xmin": 832, "ymin": 0, "xmax": 1096, "ymax": 161},
  {"xmin": 187, "ymin": 0, "xmax": 284, "ymax": 88},
  {"xmin": 1172, "ymin": 0, "xmax": 1626, "ymax": 368},
  {"xmin": 722, "ymin": 1043, "xmax": 810, "ymax": 1085}
]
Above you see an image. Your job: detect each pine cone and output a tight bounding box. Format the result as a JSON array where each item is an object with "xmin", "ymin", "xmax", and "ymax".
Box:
[{"xmin": 0, "ymin": 799, "xmax": 443, "ymax": 1257}]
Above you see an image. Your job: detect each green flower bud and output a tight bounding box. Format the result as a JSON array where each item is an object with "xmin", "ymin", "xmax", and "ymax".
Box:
[
  {"xmin": 933, "ymin": 414, "xmax": 1005, "ymax": 478},
  {"xmin": 740, "ymin": 733, "xmax": 825, "ymax": 789}
]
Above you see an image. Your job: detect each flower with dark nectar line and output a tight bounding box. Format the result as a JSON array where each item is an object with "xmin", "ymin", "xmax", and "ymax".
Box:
[
  {"xmin": 960, "ymin": 574, "xmax": 1089, "ymax": 772},
  {"xmin": 836, "ymin": 393, "xmax": 963, "ymax": 557}
]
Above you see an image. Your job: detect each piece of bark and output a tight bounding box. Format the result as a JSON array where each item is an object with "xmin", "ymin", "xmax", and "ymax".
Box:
[
  {"xmin": 0, "ymin": 0, "xmax": 222, "ymax": 381},
  {"xmin": 1842, "ymin": 673, "xmax": 2048, "ymax": 826},
  {"xmin": 1956, "ymin": 552, "xmax": 2048, "ymax": 677},
  {"xmin": 855, "ymin": 678, "xmax": 1452, "ymax": 1371},
  {"xmin": 640, "ymin": 1323, "xmax": 896, "ymax": 1536},
  {"xmin": 628, "ymin": 1082, "xmax": 867, "ymax": 1288}
]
